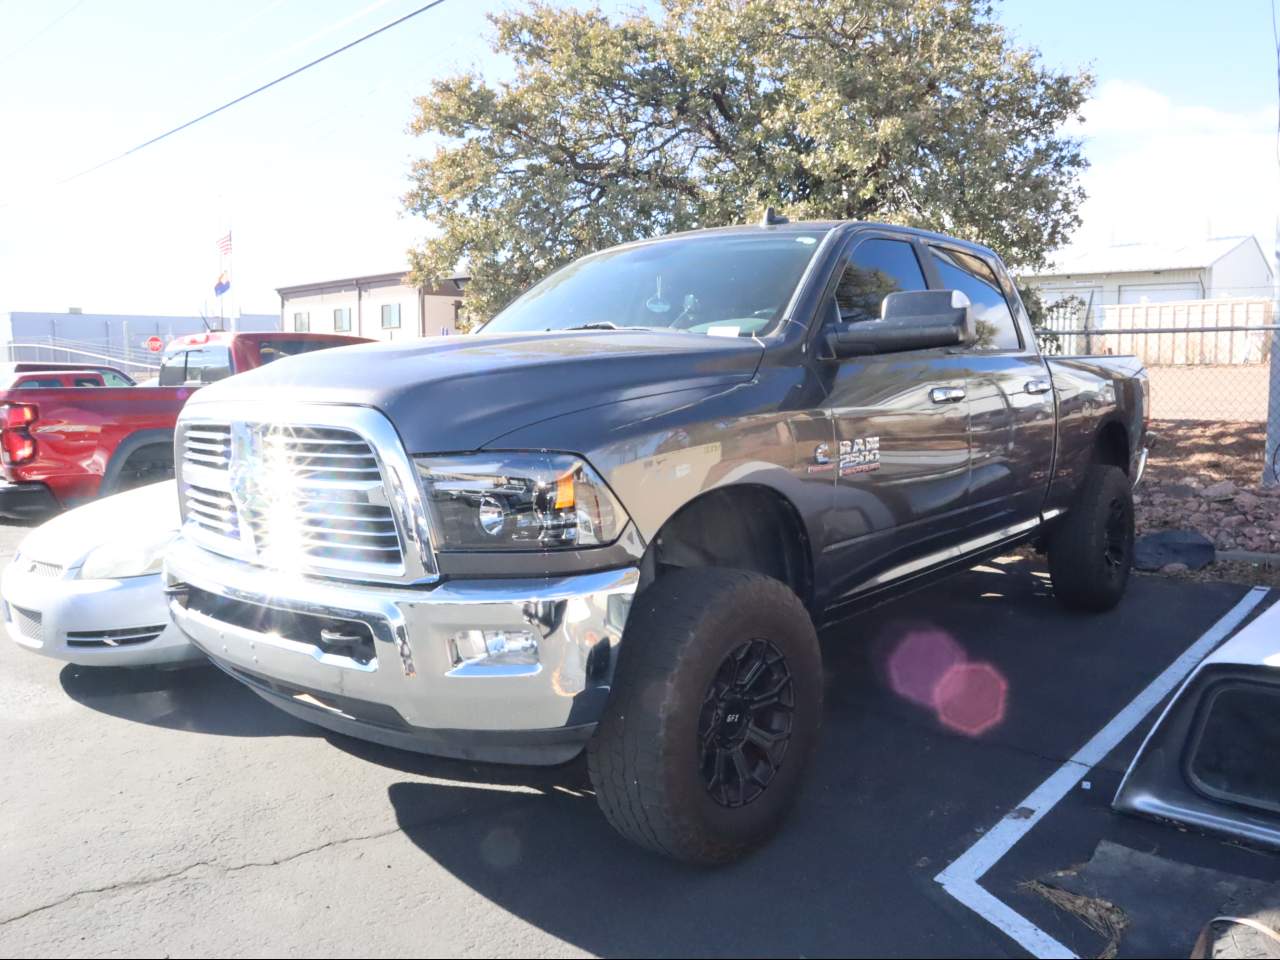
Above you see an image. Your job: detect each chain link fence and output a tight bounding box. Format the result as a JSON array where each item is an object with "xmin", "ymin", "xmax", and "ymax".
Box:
[{"xmin": 1029, "ymin": 291, "xmax": 1280, "ymax": 488}]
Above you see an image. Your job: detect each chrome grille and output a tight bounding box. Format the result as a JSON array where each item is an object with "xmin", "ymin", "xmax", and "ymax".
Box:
[
  {"xmin": 177, "ymin": 415, "xmax": 417, "ymax": 581},
  {"xmin": 185, "ymin": 482, "xmax": 240, "ymax": 538},
  {"xmin": 182, "ymin": 424, "xmax": 231, "ymax": 468}
]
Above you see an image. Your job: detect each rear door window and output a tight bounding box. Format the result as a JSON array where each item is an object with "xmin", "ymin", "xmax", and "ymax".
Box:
[
  {"xmin": 927, "ymin": 246, "xmax": 1021, "ymax": 351},
  {"xmin": 835, "ymin": 238, "xmax": 929, "ymax": 323}
]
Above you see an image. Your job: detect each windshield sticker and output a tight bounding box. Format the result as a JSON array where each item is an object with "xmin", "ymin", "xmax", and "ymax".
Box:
[
  {"xmin": 706, "ymin": 325, "xmax": 740, "ymax": 338},
  {"xmin": 839, "ymin": 437, "xmax": 880, "ymax": 476}
]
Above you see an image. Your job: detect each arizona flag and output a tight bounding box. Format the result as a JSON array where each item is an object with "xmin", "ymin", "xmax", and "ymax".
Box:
[{"xmin": 213, "ymin": 271, "xmax": 230, "ymax": 296}]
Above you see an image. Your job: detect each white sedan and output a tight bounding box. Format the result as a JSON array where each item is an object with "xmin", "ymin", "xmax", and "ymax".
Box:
[{"xmin": 3, "ymin": 480, "xmax": 201, "ymax": 667}]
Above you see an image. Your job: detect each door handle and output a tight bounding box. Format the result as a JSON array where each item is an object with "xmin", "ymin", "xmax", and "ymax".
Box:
[
  {"xmin": 1024, "ymin": 378, "xmax": 1053, "ymax": 395},
  {"xmin": 929, "ymin": 386, "xmax": 966, "ymax": 404}
]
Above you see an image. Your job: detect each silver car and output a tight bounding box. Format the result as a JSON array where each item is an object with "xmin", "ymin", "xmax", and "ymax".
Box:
[{"xmin": 3, "ymin": 480, "xmax": 200, "ymax": 667}]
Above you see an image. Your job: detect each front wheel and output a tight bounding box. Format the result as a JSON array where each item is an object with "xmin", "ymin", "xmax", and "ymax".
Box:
[
  {"xmin": 587, "ymin": 567, "xmax": 823, "ymax": 864},
  {"xmin": 1046, "ymin": 464, "xmax": 1135, "ymax": 612}
]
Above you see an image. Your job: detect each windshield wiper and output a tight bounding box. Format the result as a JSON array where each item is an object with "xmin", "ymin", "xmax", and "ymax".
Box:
[{"xmin": 560, "ymin": 322, "xmax": 621, "ymax": 331}]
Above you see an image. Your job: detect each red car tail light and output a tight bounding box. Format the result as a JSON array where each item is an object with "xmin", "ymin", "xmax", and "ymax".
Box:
[{"xmin": 0, "ymin": 402, "xmax": 37, "ymax": 465}]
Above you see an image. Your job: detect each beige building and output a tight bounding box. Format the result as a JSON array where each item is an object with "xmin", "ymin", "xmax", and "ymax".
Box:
[
  {"xmin": 1025, "ymin": 235, "xmax": 1274, "ymax": 311},
  {"xmin": 276, "ymin": 271, "xmax": 467, "ymax": 342}
]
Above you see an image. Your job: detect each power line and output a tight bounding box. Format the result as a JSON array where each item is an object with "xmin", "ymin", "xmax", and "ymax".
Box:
[
  {"xmin": 0, "ymin": 0, "xmax": 89, "ymax": 63},
  {"xmin": 56, "ymin": 0, "xmax": 449, "ymax": 187}
]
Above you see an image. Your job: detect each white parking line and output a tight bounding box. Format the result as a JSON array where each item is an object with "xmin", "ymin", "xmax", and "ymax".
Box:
[{"xmin": 935, "ymin": 585, "xmax": 1272, "ymax": 960}]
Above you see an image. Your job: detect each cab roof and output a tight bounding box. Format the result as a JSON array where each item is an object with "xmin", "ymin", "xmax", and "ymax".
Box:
[{"xmin": 616, "ymin": 219, "xmax": 1002, "ymax": 262}]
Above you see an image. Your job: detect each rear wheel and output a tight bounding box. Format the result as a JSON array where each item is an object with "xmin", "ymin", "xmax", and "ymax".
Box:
[
  {"xmin": 1046, "ymin": 464, "xmax": 1134, "ymax": 612},
  {"xmin": 587, "ymin": 567, "xmax": 822, "ymax": 864}
]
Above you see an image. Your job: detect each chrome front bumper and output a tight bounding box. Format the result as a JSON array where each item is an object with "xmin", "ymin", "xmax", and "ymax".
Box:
[{"xmin": 165, "ymin": 536, "xmax": 638, "ymax": 764}]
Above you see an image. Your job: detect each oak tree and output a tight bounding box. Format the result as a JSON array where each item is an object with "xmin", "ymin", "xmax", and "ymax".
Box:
[{"xmin": 405, "ymin": 0, "xmax": 1092, "ymax": 322}]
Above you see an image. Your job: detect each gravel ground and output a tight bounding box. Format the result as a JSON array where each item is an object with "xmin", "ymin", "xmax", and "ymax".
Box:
[{"xmin": 1137, "ymin": 419, "xmax": 1280, "ymax": 584}]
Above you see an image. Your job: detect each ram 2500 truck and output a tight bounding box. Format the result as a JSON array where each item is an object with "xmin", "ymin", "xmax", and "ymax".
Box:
[
  {"xmin": 165, "ymin": 221, "xmax": 1148, "ymax": 863},
  {"xmin": 0, "ymin": 332, "xmax": 367, "ymax": 518}
]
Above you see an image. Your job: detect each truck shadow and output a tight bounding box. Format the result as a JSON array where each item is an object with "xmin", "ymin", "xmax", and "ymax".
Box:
[
  {"xmin": 57, "ymin": 661, "xmax": 312, "ymax": 738},
  {"xmin": 378, "ymin": 697, "xmax": 1003, "ymax": 958},
  {"xmin": 366, "ymin": 560, "xmax": 1246, "ymax": 957}
]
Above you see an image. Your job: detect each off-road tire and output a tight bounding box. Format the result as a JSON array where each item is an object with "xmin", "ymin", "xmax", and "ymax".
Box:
[
  {"xmin": 587, "ymin": 567, "xmax": 822, "ymax": 864},
  {"xmin": 1046, "ymin": 464, "xmax": 1134, "ymax": 612}
]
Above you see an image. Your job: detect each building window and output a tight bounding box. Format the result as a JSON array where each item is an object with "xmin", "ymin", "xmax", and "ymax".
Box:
[
  {"xmin": 293, "ymin": 311, "xmax": 310, "ymax": 332},
  {"xmin": 381, "ymin": 303, "xmax": 401, "ymax": 329},
  {"xmin": 333, "ymin": 307, "xmax": 351, "ymax": 332}
]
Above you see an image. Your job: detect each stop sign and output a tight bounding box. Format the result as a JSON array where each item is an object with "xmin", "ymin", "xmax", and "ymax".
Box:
[{"xmin": 145, "ymin": 335, "xmax": 164, "ymax": 353}]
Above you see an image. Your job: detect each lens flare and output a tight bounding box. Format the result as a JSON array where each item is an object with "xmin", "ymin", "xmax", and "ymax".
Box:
[
  {"xmin": 883, "ymin": 623, "xmax": 1009, "ymax": 737},
  {"xmin": 887, "ymin": 628, "xmax": 967, "ymax": 708},
  {"xmin": 933, "ymin": 662, "xmax": 1008, "ymax": 736}
]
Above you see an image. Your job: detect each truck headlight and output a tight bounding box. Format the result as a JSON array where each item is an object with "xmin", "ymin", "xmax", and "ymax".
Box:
[
  {"xmin": 79, "ymin": 531, "xmax": 178, "ymax": 580},
  {"xmin": 414, "ymin": 452, "xmax": 627, "ymax": 551}
]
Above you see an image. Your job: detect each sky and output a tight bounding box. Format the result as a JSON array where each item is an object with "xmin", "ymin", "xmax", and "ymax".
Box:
[{"xmin": 0, "ymin": 0, "xmax": 1276, "ymax": 317}]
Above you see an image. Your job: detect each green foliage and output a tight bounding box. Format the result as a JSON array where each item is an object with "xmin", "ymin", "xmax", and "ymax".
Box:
[
  {"xmin": 1017, "ymin": 281, "xmax": 1065, "ymax": 355},
  {"xmin": 405, "ymin": 0, "xmax": 1093, "ymax": 324}
]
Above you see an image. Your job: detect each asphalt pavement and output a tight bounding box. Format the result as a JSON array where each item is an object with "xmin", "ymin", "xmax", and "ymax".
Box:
[{"xmin": 0, "ymin": 516, "xmax": 1272, "ymax": 958}]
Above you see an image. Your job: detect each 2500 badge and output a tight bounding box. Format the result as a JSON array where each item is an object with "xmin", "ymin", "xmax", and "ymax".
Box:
[
  {"xmin": 809, "ymin": 436, "xmax": 881, "ymax": 475},
  {"xmin": 839, "ymin": 436, "xmax": 880, "ymax": 476}
]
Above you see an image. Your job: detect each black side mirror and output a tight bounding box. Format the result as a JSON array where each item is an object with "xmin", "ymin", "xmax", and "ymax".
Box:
[{"xmin": 825, "ymin": 290, "xmax": 975, "ymax": 359}]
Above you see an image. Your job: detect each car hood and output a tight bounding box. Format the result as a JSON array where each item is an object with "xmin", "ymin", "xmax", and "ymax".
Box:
[
  {"xmin": 186, "ymin": 330, "xmax": 764, "ymax": 453},
  {"xmin": 16, "ymin": 480, "xmax": 179, "ymax": 568}
]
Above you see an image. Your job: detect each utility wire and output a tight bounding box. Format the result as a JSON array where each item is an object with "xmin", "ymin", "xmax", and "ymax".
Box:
[
  {"xmin": 0, "ymin": 0, "xmax": 89, "ymax": 63},
  {"xmin": 56, "ymin": 0, "xmax": 449, "ymax": 187}
]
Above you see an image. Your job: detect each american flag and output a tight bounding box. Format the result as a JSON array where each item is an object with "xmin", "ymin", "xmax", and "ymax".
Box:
[{"xmin": 216, "ymin": 232, "xmax": 232, "ymax": 256}]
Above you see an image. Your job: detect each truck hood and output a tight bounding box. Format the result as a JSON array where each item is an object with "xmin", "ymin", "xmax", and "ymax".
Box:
[{"xmin": 187, "ymin": 330, "xmax": 764, "ymax": 453}]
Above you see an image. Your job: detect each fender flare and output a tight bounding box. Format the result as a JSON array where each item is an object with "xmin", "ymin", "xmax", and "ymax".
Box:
[{"xmin": 99, "ymin": 428, "xmax": 175, "ymax": 496}]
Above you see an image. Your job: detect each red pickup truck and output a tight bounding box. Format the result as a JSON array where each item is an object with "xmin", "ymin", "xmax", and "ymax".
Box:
[{"xmin": 0, "ymin": 332, "xmax": 367, "ymax": 518}]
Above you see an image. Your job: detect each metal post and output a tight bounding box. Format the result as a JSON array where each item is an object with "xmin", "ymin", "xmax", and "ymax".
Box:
[{"xmin": 1265, "ymin": 217, "xmax": 1280, "ymax": 486}]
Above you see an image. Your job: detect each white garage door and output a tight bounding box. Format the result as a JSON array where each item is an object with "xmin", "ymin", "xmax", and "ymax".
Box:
[{"xmin": 1118, "ymin": 283, "xmax": 1202, "ymax": 305}]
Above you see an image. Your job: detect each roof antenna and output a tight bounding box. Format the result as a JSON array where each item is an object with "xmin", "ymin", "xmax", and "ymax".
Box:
[{"xmin": 760, "ymin": 206, "xmax": 789, "ymax": 226}]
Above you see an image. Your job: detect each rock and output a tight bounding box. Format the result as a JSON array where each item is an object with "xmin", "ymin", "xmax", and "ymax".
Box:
[
  {"xmin": 1200, "ymin": 480, "xmax": 1237, "ymax": 501},
  {"xmin": 1235, "ymin": 491, "xmax": 1261, "ymax": 512},
  {"xmin": 1178, "ymin": 475, "xmax": 1203, "ymax": 488},
  {"xmin": 1134, "ymin": 529, "xmax": 1215, "ymax": 572},
  {"xmin": 1159, "ymin": 562, "xmax": 1189, "ymax": 575},
  {"xmin": 1221, "ymin": 515, "xmax": 1247, "ymax": 529},
  {"xmin": 1160, "ymin": 483, "xmax": 1200, "ymax": 499}
]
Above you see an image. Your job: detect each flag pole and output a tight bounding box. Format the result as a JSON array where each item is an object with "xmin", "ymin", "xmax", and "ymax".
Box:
[{"xmin": 218, "ymin": 224, "xmax": 225, "ymax": 330}]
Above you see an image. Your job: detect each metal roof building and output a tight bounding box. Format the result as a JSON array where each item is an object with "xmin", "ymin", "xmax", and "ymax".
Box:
[{"xmin": 1025, "ymin": 235, "xmax": 1274, "ymax": 310}]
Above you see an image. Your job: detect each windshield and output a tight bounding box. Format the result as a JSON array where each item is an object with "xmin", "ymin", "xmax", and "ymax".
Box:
[{"xmin": 481, "ymin": 230, "xmax": 827, "ymax": 338}]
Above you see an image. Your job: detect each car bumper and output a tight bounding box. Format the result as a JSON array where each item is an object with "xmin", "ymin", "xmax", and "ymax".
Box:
[
  {"xmin": 164, "ymin": 537, "xmax": 639, "ymax": 765},
  {"xmin": 2, "ymin": 560, "xmax": 202, "ymax": 667},
  {"xmin": 0, "ymin": 480, "xmax": 60, "ymax": 519}
]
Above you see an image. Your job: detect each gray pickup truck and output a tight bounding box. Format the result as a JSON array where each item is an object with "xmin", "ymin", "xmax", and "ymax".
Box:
[{"xmin": 165, "ymin": 219, "xmax": 1147, "ymax": 863}]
